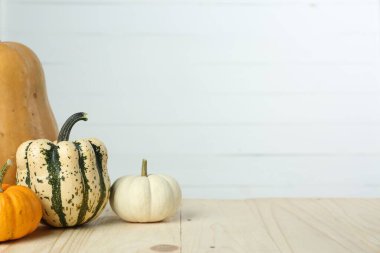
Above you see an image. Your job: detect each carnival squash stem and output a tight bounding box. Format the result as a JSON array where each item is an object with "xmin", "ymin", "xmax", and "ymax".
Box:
[{"xmin": 58, "ymin": 112, "xmax": 88, "ymax": 142}]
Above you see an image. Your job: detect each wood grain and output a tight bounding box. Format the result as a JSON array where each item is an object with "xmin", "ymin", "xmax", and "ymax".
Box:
[
  {"xmin": 0, "ymin": 206, "xmax": 181, "ymax": 253},
  {"xmin": 1, "ymin": 199, "xmax": 380, "ymax": 253},
  {"xmin": 181, "ymin": 199, "xmax": 380, "ymax": 253}
]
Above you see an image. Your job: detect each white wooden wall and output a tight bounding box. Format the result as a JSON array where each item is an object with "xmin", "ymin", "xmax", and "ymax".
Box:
[{"xmin": 1, "ymin": 0, "xmax": 380, "ymax": 198}]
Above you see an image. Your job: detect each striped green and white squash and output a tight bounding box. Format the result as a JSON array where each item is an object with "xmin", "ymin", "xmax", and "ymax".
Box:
[{"xmin": 16, "ymin": 112, "xmax": 110, "ymax": 227}]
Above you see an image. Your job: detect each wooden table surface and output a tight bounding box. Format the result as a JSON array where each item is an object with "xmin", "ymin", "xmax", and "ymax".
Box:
[{"xmin": 1, "ymin": 199, "xmax": 380, "ymax": 253}]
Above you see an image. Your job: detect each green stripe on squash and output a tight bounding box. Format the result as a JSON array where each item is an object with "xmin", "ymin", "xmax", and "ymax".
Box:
[
  {"xmin": 74, "ymin": 141, "xmax": 90, "ymax": 225},
  {"xmin": 24, "ymin": 141, "xmax": 33, "ymax": 187},
  {"xmin": 42, "ymin": 143, "xmax": 67, "ymax": 227},
  {"xmin": 88, "ymin": 142, "xmax": 107, "ymax": 221}
]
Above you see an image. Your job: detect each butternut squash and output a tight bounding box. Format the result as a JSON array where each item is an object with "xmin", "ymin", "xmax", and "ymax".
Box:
[{"xmin": 0, "ymin": 42, "xmax": 58, "ymax": 184}]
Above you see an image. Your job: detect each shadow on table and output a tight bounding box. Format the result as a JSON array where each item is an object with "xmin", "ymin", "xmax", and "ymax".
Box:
[
  {"xmin": 2, "ymin": 224, "xmax": 63, "ymax": 245},
  {"xmin": 2, "ymin": 209, "xmax": 185, "ymax": 246}
]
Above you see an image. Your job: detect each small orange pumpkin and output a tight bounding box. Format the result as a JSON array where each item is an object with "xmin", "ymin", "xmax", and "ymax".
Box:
[{"xmin": 0, "ymin": 159, "xmax": 42, "ymax": 242}]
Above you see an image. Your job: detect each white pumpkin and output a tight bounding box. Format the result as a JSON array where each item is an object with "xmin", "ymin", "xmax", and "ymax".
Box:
[{"xmin": 110, "ymin": 160, "xmax": 182, "ymax": 222}]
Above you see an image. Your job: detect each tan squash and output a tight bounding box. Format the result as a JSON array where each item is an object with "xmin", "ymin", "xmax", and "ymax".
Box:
[{"xmin": 0, "ymin": 42, "xmax": 58, "ymax": 184}]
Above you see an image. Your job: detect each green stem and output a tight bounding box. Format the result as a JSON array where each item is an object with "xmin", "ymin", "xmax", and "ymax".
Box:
[
  {"xmin": 57, "ymin": 112, "xmax": 88, "ymax": 142},
  {"xmin": 141, "ymin": 159, "xmax": 148, "ymax": 177},
  {"xmin": 0, "ymin": 159, "xmax": 12, "ymax": 192}
]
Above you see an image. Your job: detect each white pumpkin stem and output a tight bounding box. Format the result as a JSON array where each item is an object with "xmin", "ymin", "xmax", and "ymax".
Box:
[
  {"xmin": 141, "ymin": 159, "xmax": 148, "ymax": 177},
  {"xmin": 0, "ymin": 159, "xmax": 12, "ymax": 192}
]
